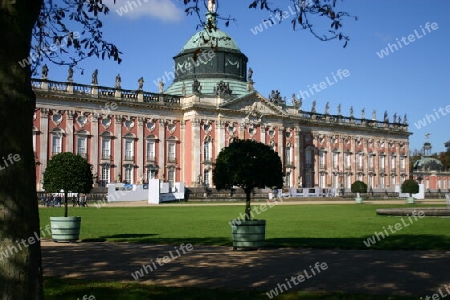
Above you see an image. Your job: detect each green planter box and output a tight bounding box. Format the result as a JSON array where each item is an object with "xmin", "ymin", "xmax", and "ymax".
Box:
[
  {"xmin": 231, "ymin": 219, "xmax": 266, "ymax": 250},
  {"xmin": 50, "ymin": 216, "xmax": 81, "ymax": 242}
]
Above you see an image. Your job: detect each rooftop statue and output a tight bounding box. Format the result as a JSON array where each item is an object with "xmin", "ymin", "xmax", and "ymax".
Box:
[
  {"xmin": 67, "ymin": 66, "xmax": 73, "ymax": 82},
  {"xmin": 138, "ymin": 77, "xmax": 144, "ymax": 90},
  {"xmin": 92, "ymin": 69, "xmax": 98, "ymax": 85},
  {"xmin": 41, "ymin": 64, "xmax": 49, "ymax": 79},
  {"xmin": 325, "ymin": 102, "xmax": 330, "ymax": 114},
  {"xmin": 337, "ymin": 104, "xmax": 341, "ymax": 115},
  {"xmin": 115, "ymin": 74, "xmax": 121, "ymax": 89},
  {"xmin": 207, "ymin": 0, "xmax": 216, "ymax": 13},
  {"xmin": 247, "ymin": 67, "xmax": 253, "ymax": 82}
]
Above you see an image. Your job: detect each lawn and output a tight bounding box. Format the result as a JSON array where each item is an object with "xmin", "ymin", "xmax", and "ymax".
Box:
[
  {"xmin": 43, "ymin": 277, "xmax": 416, "ymax": 300},
  {"xmin": 40, "ymin": 203, "xmax": 448, "ymax": 299},
  {"xmin": 39, "ymin": 203, "xmax": 450, "ymax": 250}
]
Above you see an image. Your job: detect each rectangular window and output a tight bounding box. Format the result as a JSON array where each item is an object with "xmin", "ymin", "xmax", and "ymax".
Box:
[
  {"xmin": 400, "ymin": 156, "xmax": 406, "ymax": 172},
  {"xmin": 52, "ymin": 135, "xmax": 62, "ymax": 155},
  {"xmin": 77, "ymin": 137, "xmax": 87, "ymax": 157},
  {"xmin": 319, "ymin": 173, "xmax": 325, "ymax": 188},
  {"xmin": 379, "ymin": 156, "xmax": 385, "ymax": 172},
  {"xmin": 319, "ymin": 151, "xmax": 325, "ymax": 169},
  {"xmin": 285, "ymin": 146, "xmax": 291, "ymax": 165},
  {"xmin": 147, "ymin": 140, "xmax": 155, "ymax": 161},
  {"xmin": 305, "ymin": 151, "xmax": 312, "ymax": 168},
  {"xmin": 101, "ymin": 166, "xmax": 109, "ymax": 186},
  {"xmin": 168, "ymin": 169, "xmax": 175, "ymax": 187},
  {"xmin": 368, "ymin": 155, "xmax": 374, "ymax": 171},
  {"xmin": 125, "ymin": 140, "xmax": 133, "ymax": 160},
  {"xmin": 124, "ymin": 167, "xmax": 132, "ymax": 184},
  {"xmin": 203, "ymin": 169, "xmax": 209, "ymax": 187},
  {"xmin": 391, "ymin": 156, "xmax": 396, "ymax": 170},
  {"xmin": 369, "ymin": 175, "xmax": 374, "ymax": 188},
  {"xmin": 357, "ymin": 154, "xmax": 363, "ymax": 170},
  {"xmin": 332, "ymin": 152, "xmax": 339, "ymax": 169},
  {"xmin": 168, "ymin": 143, "xmax": 176, "ymax": 162},
  {"xmin": 102, "ymin": 139, "xmax": 110, "ymax": 159},
  {"xmin": 204, "ymin": 141, "xmax": 210, "ymax": 162},
  {"xmin": 345, "ymin": 153, "xmax": 351, "ymax": 169}
]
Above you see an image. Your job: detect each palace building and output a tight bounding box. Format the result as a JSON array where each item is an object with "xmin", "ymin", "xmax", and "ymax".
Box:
[{"xmin": 32, "ymin": 7, "xmax": 413, "ymax": 192}]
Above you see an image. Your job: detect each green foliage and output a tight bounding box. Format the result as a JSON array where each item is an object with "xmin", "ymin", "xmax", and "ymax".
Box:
[
  {"xmin": 401, "ymin": 179, "xmax": 419, "ymax": 194},
  {"xmin": 351, "ymin": 180, "xmax": 367, "ymax": 194},
  {"xmin": 43, "ymin": 152, "xmax": 93, "ymax": 194},
  {"xmin": 43, "ymin": 152, "xmax": 93, "ymax": 216},
  {"xmin": 213, "ymin": 139, "xmax": 283, "ymax": 191}
]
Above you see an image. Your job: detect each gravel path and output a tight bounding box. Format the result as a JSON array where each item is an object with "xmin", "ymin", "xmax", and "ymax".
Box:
[{"xmin": 42, "ymin": 241, "xmax": 450, "ymax": 297}]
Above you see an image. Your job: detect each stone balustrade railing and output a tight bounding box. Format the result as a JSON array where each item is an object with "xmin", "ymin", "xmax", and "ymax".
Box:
[{"xmin": 31, "ymin": 78, "xmax": 181, "ymax": 105}]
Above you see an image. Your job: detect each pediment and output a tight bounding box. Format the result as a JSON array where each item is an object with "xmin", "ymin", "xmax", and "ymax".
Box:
[{"xmin": 220, "ymin": 92, "xmax": 285, "ymax": 117}]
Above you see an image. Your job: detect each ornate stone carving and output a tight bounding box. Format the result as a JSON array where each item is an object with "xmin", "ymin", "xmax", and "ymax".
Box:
[
  {"xmin": 214, "ymin": 80, "xmax": 232, "ymax": 96},
  {"xmin": 114, "ymin": 115, "xmax": 123, "ymax": 124},
  {"xmin": 268, "ymin": 90, "xmax": 284, "ymax": 105},
  {"xmin": 192, "ymin": 79, "xmax": 201, "ymax": 94}
]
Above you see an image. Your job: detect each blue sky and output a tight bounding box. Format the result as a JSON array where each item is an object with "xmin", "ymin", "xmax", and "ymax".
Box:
[{"xmin": 39, "ymin": 0, "xmax": 449, "ymax": 153}]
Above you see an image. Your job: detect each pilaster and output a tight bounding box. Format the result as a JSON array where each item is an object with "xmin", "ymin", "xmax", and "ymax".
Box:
[
  {"xmin": 158, "ymin": 119, "xmax": 166, "ymax": 179},
  {"xmin": 114, "ymin": 115, "xmax": 123, "ymax": 181},
  {"xmin": 137, "ymin": 117, "xmax": 145, "ymax": 179}
]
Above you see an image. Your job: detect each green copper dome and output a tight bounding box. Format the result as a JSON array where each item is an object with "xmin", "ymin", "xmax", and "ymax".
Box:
[
  {"xmin": 165, "ymin": 11, "xmax": 250, "ymax": 98},
  {"xmin": 181, "ymin": 28, "xmax": 241, "ymax": 53}
]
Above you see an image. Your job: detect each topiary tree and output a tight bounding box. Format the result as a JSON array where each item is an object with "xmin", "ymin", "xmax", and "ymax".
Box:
[
  {"xmin": 401, "ymin": 179, "xmax": 419, "ymax": 198},
  {"xmin": 43, "ymin": 152, "xmax": 93, "ymax": 217},
  {"xmin": 213, "ymin": 139, "xmax": 283, "ymax": 221},
  {"xmin": 351, "ymin": 180, "xmax": 367, "ymax": 202}
]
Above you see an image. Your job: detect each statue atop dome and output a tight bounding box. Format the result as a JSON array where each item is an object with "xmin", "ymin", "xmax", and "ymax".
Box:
[{"xmin": 207, "ymin": 0, "xmax": 216, "ymax": 13}]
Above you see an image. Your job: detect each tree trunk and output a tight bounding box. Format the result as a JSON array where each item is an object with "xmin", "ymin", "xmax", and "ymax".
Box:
[
  {"xmin": 244, "ymin": 187, "xmax": 252, "ymax": 221},
  {"xmin": 0, "ymin": 1, "xmax": 44, "ymax": 299},
  {"xmin": 64, "ymin": 192, "xmax": 68, "ymax": 217}
]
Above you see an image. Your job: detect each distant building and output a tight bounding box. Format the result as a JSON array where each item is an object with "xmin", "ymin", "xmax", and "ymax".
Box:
[
  {"xmin": 412, "ymin": 140, "xmax": 450, "ymax": 191},
  {"xmin": 32, "ymin": 9, "xmax": 412, "ymax": 192}
]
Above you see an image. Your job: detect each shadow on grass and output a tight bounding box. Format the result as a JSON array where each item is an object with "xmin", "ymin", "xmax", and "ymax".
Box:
[
  {"xmin": 44, "ymin": 277, "xmax": 415, "ymax": 300},
  {"xmin": 81, "ymin": 233, "xmax": 450, "ymax": 250},
  {"xmin": 266, "ymin": 234, "xmax": 450, "ymax": 250}
]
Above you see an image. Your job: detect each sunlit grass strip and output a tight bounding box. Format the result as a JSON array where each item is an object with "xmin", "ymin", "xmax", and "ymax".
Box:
[{"xmin": 39, "ymin": 204, "xmax": 450, "ymax": 250}]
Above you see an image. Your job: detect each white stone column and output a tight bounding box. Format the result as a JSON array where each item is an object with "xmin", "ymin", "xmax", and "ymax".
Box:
[
  {"xmin": 277, "ymin": 126, "xmax": 284, "ymax": 158},
  {"xmin": 363, "ymin": 137, "xmax": 369, "ymax": 184},
  {"xmin": 350, "ymin": 135, "xmax": 356, "ymax": 184},
  {"xmin": 158, "ymin": 119, "xmax": 166, "ymax": 179},
  {"xmin": 66, "ymin": 110, "xmax": 74, "ymax": 153},
  {"xmin": 114, "ymin": 115, "xmax": 123, "ymax": 181},
  {"xmin": 192, "ymin": 119, "xmax": 201, "ymax": 186},
  {"xmin": 215, "ymin": 120, "xmax": 225, "ymax": 158},
  {"xmin": 260, "ymin": 125, "xmax": 266, "ymax": 145},
  {"xmin": 137, "ymin": 117, "xmax": 145, "ymax": 181},
  {"xmin": 39, "ymin": 108, "xmax": 50, "ymax": 176},
  {"xmin": 180, "ymin": 120, "xmax": 186, "ymax": 183},
  {"xmin": 239, "ymin": 122, "xmax": 245, "ymax": 140},
  {"xmin": 294, "ymin": 126, "xmax": 300, "ymax": 187},
  {"xmin": 91, "ymin": 113, "xmax": 99, "ymax": 173}
]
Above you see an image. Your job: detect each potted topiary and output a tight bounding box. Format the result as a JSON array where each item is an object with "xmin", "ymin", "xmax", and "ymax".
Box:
[
  {"xmin": 351, "ymin": 180, "xmax": 367, "ymax": 204},
  {"xmin": 213, "ymin": 138, "xmax": 283, "ymax": 250},
  {"xmin": 43, "ymin": 152, "xmax": 93, "ymax": 242},
  {"xmin": 401, "ymin": 179, "xmax": 419, "ymax": 204}
]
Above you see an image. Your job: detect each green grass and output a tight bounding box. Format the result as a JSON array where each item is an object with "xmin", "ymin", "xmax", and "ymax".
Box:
[
  {"xmin": 39, "ymin": 203, "xmax": 450, "ymax": 250},
  {"xmin": 44, "ymin": 277, "xmax": 415, "ymax": 300}
]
